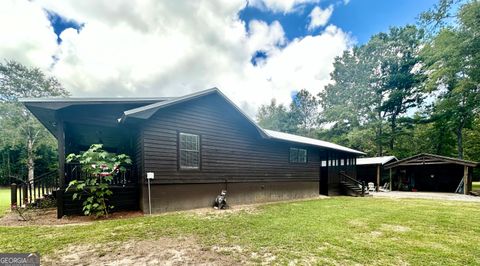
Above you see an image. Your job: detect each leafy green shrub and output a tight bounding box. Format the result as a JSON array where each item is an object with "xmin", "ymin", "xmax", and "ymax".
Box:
[{"xmin": 66, "ymin": 144, "xmax": 131, "ymax": 218}]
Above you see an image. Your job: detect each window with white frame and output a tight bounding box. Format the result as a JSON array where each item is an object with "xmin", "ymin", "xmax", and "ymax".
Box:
[
  {"xmin": 179, "ymin": 133, "xmax": 200, "ymax": 169},
  {"xmin": 289, "ymin": 148, "xmax": 307, "ymax": 163}
]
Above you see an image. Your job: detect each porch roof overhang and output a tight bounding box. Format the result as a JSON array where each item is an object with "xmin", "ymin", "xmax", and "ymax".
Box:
[
  {"xmin": 357, "ymin": 156, "xmax": 398, "ymax": 166},
  {"xmin": 384, "ymin": 153, "xmax": 479, "ymax": 169},
  {"xmin": 19, "ymin": 97, "xmax": 172, "ymax": 136}
]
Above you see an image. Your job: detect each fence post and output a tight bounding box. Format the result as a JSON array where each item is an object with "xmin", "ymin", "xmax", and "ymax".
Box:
[
  {"xmin": 361, "ymin": 181, "xmax": 365, "ymax": 197},
  {"xmin": 57, "ymin": 188, "xmax": 64, "ymax": 219},
  {"xmin": 23, "ymin": 184, "xmax": 28, "ymax": 206},
  {"xmin": 10, "ymin": 183, "xmax": 17, "ymax": 210}
]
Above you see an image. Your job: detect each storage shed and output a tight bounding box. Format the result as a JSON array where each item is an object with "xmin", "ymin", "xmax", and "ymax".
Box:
[{"xmin": 383, "ymin": 154, "xmax": 478, "ymax": 194}]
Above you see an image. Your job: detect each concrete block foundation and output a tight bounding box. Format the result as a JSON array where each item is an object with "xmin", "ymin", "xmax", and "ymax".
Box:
[{"xmin": 141, "ymin": 181, "xmax": 320, "ymax": 213}]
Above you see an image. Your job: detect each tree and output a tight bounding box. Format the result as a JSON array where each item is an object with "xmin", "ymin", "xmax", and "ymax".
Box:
[
  {"xmin": 421, "ymin": 1, "xmax": 480, "ymax": 158},
  {"xmin": 289, "ymin": 89, "xmax": 319, "ymax": 136},
  {"xmin": 377, "ymin": 26, "xmax": 425, "ymax": 151},
  {"xmin": 0, "ymin": 60, "xmax": 69, "ymax": 185},
  {"xmin": 319, "ymin": 26, "xmax": 425, "ymax": 156},
  {"xmin": 257, "ymin": 99, "xmax": 296, "ymax": 133}
]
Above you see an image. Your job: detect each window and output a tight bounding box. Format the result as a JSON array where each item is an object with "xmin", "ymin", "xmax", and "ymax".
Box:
[
  {"xmin": 321, "ymin": 160, "xmax": 327, "ymax": 167},
  {"xmin": 289, "ymin": 148, "xmax": 307, "ymax": 163},
  {"xmin": 179, "ymin": 133, "xmax": 200, "ymax": 169}
]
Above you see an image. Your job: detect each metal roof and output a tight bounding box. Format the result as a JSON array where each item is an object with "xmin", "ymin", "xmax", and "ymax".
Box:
[
  {"xmin": 121, "ymin": 88, "xmax": 222, "ymax": 120},
  {"xmin": 357, "ymin": 156, "xmax": 397, "ymax": 165},
  {"xmin": 263, "ymin": 129, "xmax": 365, "ymax": 155},
  {"xmin": 384, "ymin": 153, "xmax": 479, "ymax": 169},
  {"xmin": 21, "ymin": 88, "xmax": 365, "ymax": 155},
  {"xmin": 20, "ymin": 97, "xmax": 174, "ymax": 103},
  {"xmin": 121, "ymin": 88, "xmax": 365, "ymax": 155}
]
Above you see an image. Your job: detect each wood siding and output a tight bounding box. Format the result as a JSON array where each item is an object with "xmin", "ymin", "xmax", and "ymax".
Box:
[{"xmin": 141, "ymin": 94, "xmax": 321, "ymax": 184}]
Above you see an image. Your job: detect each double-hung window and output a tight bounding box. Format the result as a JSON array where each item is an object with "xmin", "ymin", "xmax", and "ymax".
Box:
[
  {"xmin": 289, "ymin": 148, "xmax": 307, "ymax": 164},
  {"xmin": 179, "ymin": 133, "xmax": 200, "ymax": 169}
]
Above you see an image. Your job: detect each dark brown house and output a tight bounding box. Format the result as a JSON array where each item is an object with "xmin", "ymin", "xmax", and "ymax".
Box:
[{"xmin": 22, "ymin": 88, "xmax": 364, "ymax": 217}]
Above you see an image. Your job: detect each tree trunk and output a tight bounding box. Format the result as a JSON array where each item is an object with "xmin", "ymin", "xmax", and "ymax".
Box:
[
  {"xmin": 376, "ymin": 111, "xmax": 383, "ymax": 156},
  {"xmin": 390, "ymin": 115, "xmax": 396, "ymax": 151},
  {"xmin": 456, "ymin": 125, "xmax": 463, "ymax": 159},
  {"xmin": 27, "ymin": 138, "xmax": 35, "ymax": 186}
]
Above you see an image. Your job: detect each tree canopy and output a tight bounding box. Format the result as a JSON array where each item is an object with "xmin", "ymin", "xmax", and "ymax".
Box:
[
  {"xmin": 257, "ymin": 0, "xmax": 480, "ymax": 162},
  {"xmin": 0, "ymin": 61, "xmax": 69, "ymax": 184}
]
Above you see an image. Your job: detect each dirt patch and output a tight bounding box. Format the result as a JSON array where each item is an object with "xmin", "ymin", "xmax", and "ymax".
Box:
[
  {"xmin": 381, "ymin": 224, "xmax": 411, "ymax": 233},
  {"xmin": 0, "ymin": 208, "xmax": 143, "ymax": 226},
  {"xmin": 43, "ymin": 237, "xmax": 250, "ymax": 266},
  {"xmin": 348, "ymin": 219, "xmax": 368, "ymax": 228},
  {"xmin": 188, "ymin": 204, "xmax": 260, "ymax": 219},
  {"xmin": 370, "ymin": 231, "xmax": 383, "ymax": 237}
]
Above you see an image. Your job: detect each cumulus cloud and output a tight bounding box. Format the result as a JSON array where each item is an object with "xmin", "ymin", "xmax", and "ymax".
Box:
[
  {"xmin": 0, "ymin": 0, "xmax": 58, "ymax": 70},
  {"xmin": 0, "ymin": 0, "xmax": 353, "ymax": 117},
  {"xmin": 308, "ymin": 5, "xmax": 334, "ymax": 31},
  {"xmin": 248, "ymin": 0, "xmax": 320, "ymax": 14}
]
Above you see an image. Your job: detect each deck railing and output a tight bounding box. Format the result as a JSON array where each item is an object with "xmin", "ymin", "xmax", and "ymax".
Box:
[
  {"xmin": 10, "ymin": 170, "xmax": 58, "ymax": 208},
  {"xmin": 65, "ymin": 162, "xmax": 135, "ymax": 187}
]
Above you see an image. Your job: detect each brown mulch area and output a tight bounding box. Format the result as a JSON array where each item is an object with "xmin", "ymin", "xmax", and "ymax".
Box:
[{"xmin": 0, "ymin": 208, "xmax": 144, "ymax": 226}]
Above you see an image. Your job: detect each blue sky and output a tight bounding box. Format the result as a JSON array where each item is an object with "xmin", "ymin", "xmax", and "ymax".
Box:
[
  {"xmin": 0, "ymin": 0, "xmax": 442, "ymax": 115},
  {"xmin": 240, "ymin": 0, "xmax": 438, "ymax": 44}
]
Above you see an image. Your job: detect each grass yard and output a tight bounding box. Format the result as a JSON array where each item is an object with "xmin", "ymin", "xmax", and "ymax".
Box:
[
  {"xmin": 473, "ymin": 181, "xmax": 480, "ymax": 191},
  {"xmin": 0, "ymin": 188, "xmax": 9, "ymax": 217},
  {"xmin": 0, "ymin": 197, "xmax": 479, "ymax": 265}
]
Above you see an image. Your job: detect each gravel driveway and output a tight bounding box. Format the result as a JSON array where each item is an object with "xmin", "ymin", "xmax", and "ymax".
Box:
[{"xmin": 371, "ymin": 191, "xmax": 480, "ymax": 202}]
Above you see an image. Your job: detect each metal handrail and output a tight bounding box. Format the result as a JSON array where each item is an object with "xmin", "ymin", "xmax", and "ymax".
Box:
[{"xmin": 340, "ymin": 171, "xmax": 365, "ymax": 196}]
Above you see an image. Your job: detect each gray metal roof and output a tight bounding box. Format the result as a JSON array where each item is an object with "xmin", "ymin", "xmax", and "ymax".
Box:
[
  {"xmin": 20, "ymin": 88, "xmax": 366, "ymax": 155},
  {"xmin": 121, "ymin": 88, "xmax": 221, "ymax": 120},
  {"xmin": 20, "ymin": 97, "xmax": 175, "ymax": 103},
  {"xmin": 357, "ymin": 156, "xmax": 397, "ymax": 165},
  {"xmin": 264, "ymin": 129, "xmax": 365, "ymax": 155},
  {"xmin": 121, "ymin": 88, "xmax": 365, "ymax": 155}
]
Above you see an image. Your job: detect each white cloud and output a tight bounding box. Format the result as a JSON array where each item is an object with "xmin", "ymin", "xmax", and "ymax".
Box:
[
  {"xmin": 0, "ymin": 0, "xmax": 354, "ymax": 117},
  {"xmin": 248, "ymin": 0, "xmax": 320, "ymax": 14},
  {"xmin": 308, "ymin": 5, "xmax": 334, "ymax": 31},
  {"xmin": 0, "ymin": 0, "xmax": 58, "ymax": 70}
]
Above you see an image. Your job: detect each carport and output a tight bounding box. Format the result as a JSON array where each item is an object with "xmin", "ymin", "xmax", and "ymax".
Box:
[
  {"xmin": 357, "ymin": 156, "xmax": 397, "ymax": 191},
  {"xmin": 384, "ymin": 154, "xmax": 478, "ymax": 194}
]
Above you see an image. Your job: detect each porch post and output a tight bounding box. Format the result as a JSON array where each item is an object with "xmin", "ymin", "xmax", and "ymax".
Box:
[
  {"xmin": 389, "ymin": 168, "xmax": 392, "ymax": 191},
  {"xmin": 56, "ymin": 116, "xmax": 65, "ymax": 218},
  {"xmin": 463, "ymin": 166, "xmax": 469, "ymax": 195},
  {"xmin": 376, "ymin": 164, "xmax": 381, "ymax": 192}
]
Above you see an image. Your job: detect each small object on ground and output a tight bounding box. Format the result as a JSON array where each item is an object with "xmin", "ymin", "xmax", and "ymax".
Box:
[
  {"xmin": 213, "ymin": 190, "xmax": 227, "ymax": 210},
  {"xmin": 379, "ymin": 182, "xmax": 390, "ymax": 192}
]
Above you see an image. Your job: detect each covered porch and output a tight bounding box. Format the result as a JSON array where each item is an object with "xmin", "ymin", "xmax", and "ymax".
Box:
[{"xmin": 21, "ymin": 98, "xmax": 163, "ymax": 217}]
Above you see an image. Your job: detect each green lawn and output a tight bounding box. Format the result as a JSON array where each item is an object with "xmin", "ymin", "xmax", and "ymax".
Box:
[
  {"xmin": 0, "ymin": 188, "xmax": 9, "ymax": 217},
  {"xmin": 0, "ymin": 197, "xmax": 479, "ymax": 265},
  {"xmin": 473, "ymin": 182, "xmax": 480, "ymax": 191}
]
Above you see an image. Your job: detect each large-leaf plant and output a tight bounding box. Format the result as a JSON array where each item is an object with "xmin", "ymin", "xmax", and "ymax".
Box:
[{"xmin": 66, "ymin": 144, "xmax": 132, "ymax": 217}]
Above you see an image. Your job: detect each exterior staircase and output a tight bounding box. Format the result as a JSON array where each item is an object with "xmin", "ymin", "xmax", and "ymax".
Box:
[{"xmin": 339, "ymin": 172, "xmax": 369, "ymax": 197}]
